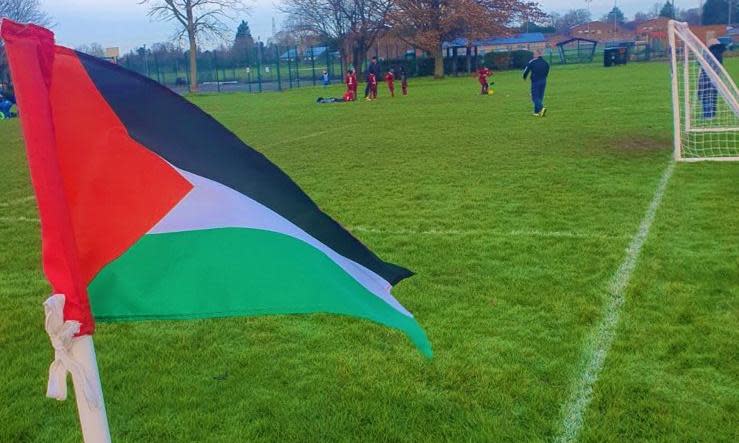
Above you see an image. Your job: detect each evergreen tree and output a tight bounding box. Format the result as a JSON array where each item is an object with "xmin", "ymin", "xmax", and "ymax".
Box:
[
  {"xmin": 602, "ymin": 6, "xmax": 625, "ymax": 24},
  {"xmin": 659, "ymin": 1, "xmax": 675, "ymax": 18},
  {"xmin": 703, "ymin": 0, "xmax": 739, "ymax": 25},
  {"xmin": 233, "ymin": 20, "xmax": 255, "ymax": 53}
]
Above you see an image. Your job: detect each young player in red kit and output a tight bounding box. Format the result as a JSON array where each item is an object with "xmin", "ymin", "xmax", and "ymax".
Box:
[
  {"xmin": 385, "ymin": 69, "xmax": 395, "ymax": 97},
  {"xmin": 367, "ymin": 72, "xmax": 378, "ymax": 100},
  {"xmin": 345, "ymin": 69, "xmax": 357, "ymax": 101},
  {"xmin": 477, "ymin": 66, "xmax": 493, "ymax": 95}
]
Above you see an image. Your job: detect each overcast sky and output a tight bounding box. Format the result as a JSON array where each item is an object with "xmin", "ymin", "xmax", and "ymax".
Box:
[{"xmin": 39, "ymin": 0, "xmax": 706, "ymax": 52}]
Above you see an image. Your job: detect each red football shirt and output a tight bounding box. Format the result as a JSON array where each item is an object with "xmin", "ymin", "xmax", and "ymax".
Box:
[{"xmin": 478, "ymin": 68, "xmax": 491, "ymax": 82}]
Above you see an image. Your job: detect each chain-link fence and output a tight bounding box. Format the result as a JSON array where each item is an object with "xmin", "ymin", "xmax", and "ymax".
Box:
[
  {"xmin": 119, "ymin": 42, "xmax": 520, "ymax": 93},
  {"xmin": 0, "ymin": 39, "xmax": 706, "ymax": 97},
  {"xmin": 121, "ymin": 43, "xmax": 435, "ymax": 93}
]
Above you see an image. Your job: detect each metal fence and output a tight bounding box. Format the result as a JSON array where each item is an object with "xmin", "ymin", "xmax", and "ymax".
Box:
[
  {"xmin": 114, "ymin": 40, "xmax": 724, "ymax": 94},
  {"xmin": 121, "ymin": 43, "xmax": 439, "ymax": 93}
]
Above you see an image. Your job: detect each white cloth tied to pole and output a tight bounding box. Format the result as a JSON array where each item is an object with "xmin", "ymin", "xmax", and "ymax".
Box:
[{"xmin": 44, "ymin": 294, "xmax": 101, "ymax": 409}]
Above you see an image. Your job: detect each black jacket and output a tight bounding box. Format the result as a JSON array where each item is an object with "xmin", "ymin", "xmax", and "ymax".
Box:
[
  {"xmin": 709, "ymin": 43, "xmax": 726, "ymax": 65},
  {"xmin": 366, "ymin": 62, "xmax": 380, "ymax": 80},
  {"xmin": 523, "ymin": 57, "xmax": 550, "ymax": 83}
]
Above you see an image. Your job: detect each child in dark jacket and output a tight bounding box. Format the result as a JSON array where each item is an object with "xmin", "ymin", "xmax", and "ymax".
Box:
[{"xmin": 399, "ymin": 67, "xmax": 408, "ymax": 95}]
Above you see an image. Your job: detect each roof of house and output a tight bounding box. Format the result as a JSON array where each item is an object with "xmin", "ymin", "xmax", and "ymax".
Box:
[
  {"xmin": 571, "ymin": 21, "xmax": 628, "ymax": 32},
  {"xmin": 636, "ymin": 17, "xmax": 671, "ymax": 33},
  {"xmin": 303, "ymin": 46, "xmax": 328, "ymax": 57},
  {"xmin": 443, "ymin": 33, "xmax": 547, "ymax": 49},
  {"xmin": 280, "ymin": 48, "xmax": 298, "ymax": 59},
  {"xmin": 555, "ymin": 37, "xmax": 598, "ymax": 47}
]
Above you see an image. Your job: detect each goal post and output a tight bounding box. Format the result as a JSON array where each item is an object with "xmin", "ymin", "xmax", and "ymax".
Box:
[{"xmin": 669, "ymin": 20, "xmax": 739, "ymax": 161}]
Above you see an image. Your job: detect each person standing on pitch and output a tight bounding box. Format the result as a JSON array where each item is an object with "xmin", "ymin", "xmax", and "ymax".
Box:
[
  {"xmin": 364, "ymin": 56, "xmax": 381, "ymax": 99},
  {"xmin": 322, "ymin": 70, "xmax": 330, "ymax": 87},
  {"xmin": 399, "ymin": 67, "xmax": 408, "ymax": 95},
  {"xmin": 698, "ymin": 38, "xmax": 727, "ymax": 119},
  {"xmin": 477, "ymin": 65, "xmax": 493, "ymax": 95},
  {"xmin": 385, "ymin": 69, "xmax": 395, "ymax": 97},
  {"xmin": 367, "ymin": 72, "xmax": 378, "ymax": 100},
  {"xmin": 345, "ymin": 68, "xmax": 358, "ymax": 101},
  {"xmin": 523, "ymin": 49, "xmax": 550, "ymax": 117}
]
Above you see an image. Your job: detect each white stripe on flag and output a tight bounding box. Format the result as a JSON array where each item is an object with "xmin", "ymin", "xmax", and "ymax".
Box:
[{"xmin": 149, "ymin": 168, "xmax": 413, "ymax": 318}]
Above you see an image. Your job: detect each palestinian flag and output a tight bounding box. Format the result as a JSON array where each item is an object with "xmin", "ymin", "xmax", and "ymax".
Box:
[{"xmin": 2, "ymin": 20, "xmax": 431, "ymax": 357}]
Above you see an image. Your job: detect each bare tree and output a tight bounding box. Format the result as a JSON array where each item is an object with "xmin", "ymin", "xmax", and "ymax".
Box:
[
  {"xmin": 140, "ymin": 0, "xmax": 248, "ymax": 92},
  {"xmin": 342, "ymin": 0, "xmax": 392, "ymax": 71},
  {"xmin": 76, "ymin": 43, "xmax": 106, "ymax": 58},
  {"xmin": 279, "ymin": 0, "xmax": 391, "ymax": 71},
  {"xmin": 0, "ymin": 0, "xmax": 52, "ymax": 25},
  {"xmin": 550, "ymin": 8, "xmax": 591, "ymax": 34},
  {"xmin": 0, "ymin": 0, "xmax": 52, "ymax": 89},
  {"xmin": 388, "ymin": 0, "xmax": 544, "ymax": 79}
]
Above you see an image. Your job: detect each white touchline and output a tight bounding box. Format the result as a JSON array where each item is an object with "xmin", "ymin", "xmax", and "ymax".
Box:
[
  {"xmin": 349, "ymin": 226, "xmax": 630, "ymax": 241},
  {"xmin": 0, "ymin": 195, "xmax": 35, "ymax": 207},
  {"xmin": 267, "ymin": 125, "xmax": 359, "ymax": 148},
  {"xmin": 557, "ymin": 161, "xmax": 676, "ymax": 443},
  {"xmin": 0, "ymin": 216, "xmax": 40, "ymax": 223}
]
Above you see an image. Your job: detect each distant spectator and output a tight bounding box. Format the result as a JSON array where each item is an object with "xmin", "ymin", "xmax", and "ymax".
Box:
[
  {"xmin": 698, "ymin": 38, "xmax": 727, "ymax": 119},
  {"xmin": 0, "ymin": 92, "xmax": 15, "ymax": 119},
  {"xmin": 322, "ymin": 70, "xmax": 330, "ymax": 87},
  {"xmin": 399, "ymin": 67, "xmax": 408, "ymax": 96}
]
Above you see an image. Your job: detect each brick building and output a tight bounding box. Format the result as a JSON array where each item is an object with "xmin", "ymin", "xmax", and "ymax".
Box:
[{"xmin": 569, "ymin": 21, "xmax": 634, "ymax": 43}]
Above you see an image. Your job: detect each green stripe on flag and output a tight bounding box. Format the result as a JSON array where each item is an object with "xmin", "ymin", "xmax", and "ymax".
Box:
[{"xmin": 88, "ymin": 228, "xmax": 431, "ymax": 357}]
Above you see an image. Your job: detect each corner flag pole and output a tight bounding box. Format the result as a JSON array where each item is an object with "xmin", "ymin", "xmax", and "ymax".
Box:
[
  {"xmin": 0, "ymin": 20, "xmax": 111, "ymax": 442},
  {"xmin": 69, "ymin": 336, "xmax": 111, "ymax": 442},
  {"xmin": 44, "ymin": 295, "xmax": 111, "ymax": 443}
]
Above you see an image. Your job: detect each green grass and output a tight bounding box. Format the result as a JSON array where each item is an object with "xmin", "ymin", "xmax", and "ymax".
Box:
[{"xmin": 0, "ymin": 60, "xmax": 737, "ymax": 442}]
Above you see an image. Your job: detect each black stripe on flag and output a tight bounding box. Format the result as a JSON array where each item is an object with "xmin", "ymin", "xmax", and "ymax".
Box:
[{"xmin": 76, "ymin": 52, "xmax": 412, "ymax": 285}]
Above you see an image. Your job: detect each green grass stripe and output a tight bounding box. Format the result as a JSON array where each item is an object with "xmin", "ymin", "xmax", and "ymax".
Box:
[{"xmin": 88, "ymin": 228, "xmax": 432, "ymax": 357}]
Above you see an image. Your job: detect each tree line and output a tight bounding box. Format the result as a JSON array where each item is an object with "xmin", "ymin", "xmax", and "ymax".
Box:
[
  {"xmin": 549, "ymin": 1, "xmax": 739, "ymax": 34},
  {"xmin": 3, "ymin": 0, "xmax": 739, "ymax": 94}
]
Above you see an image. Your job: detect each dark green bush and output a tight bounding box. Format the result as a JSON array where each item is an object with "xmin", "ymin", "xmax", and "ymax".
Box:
[
  {"xmin": 483, "ymin": 52, "xmax": 511, "ymax": 70},
  {"xmin": 510, "ymin": 50, "xmax": 534, "ymax": 69},
  {"xmin": 378, "ymin": 57, "xmax": 435, "ymax": 77}
]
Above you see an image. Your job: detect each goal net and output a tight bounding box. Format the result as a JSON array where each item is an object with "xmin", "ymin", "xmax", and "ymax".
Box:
[{"xmin": 669, "ymin": 20, "xmax": 739, "ymax": 161}]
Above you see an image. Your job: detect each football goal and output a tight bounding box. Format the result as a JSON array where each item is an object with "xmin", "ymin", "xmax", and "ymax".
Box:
[{"xmin": 669, "ymin": 20, "xmax": 739, "ymax": 161}]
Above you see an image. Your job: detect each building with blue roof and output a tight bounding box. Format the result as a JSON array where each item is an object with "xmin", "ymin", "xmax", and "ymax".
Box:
[
  {"xmin": 443, "ymin": 33, "xmax": 547, "ymax": 55},
  {"xmin": 303, "ymin": 46, "xmax": 328, "ymax": 60},
  {"xmin": 280, "ymin": 48, "xmax": 298, "ymax": 61}
]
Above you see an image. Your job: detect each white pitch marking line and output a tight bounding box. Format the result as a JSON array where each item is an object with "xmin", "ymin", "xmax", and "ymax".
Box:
[
  {"xmin": 0, "ymin": 216, "xmax": 40, "ymax": 223},
  {"xmin": 557, "ymin": 161, "xmax": 675, "ymax": 443},
  {"xmin": 349, "ymin": 226, "xmax": 630, "ymax": 240},
  {"xmin": 0, "ymin": 196, "xmax": 35, "ymax": 207},
  {"xmin": 268, "ymin": 125, "xmax": 358, "ymax": 148}
]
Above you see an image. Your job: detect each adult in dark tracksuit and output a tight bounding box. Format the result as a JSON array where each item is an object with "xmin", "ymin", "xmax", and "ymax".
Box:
[
  {"xmin": 698, "ymin": 38, "xmax": 726, "ymax": 119},
  {"xmin": 364, "ymin": 56, "xmax": 381, "ymax": 99},
  {"xmin": 523, "ymin": 50, "xmax": 550, "ymax": 117}
]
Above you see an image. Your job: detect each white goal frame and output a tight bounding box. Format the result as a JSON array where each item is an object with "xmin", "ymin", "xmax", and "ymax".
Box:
[{"xmin": 669, "ymin": 20, "xmax": 739, "ymax": 161}]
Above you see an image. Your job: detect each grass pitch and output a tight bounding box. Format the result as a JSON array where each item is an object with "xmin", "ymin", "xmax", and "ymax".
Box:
[{"xmin": 0, "ymin": 60, "xmax": 737, "ymax": 442}]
